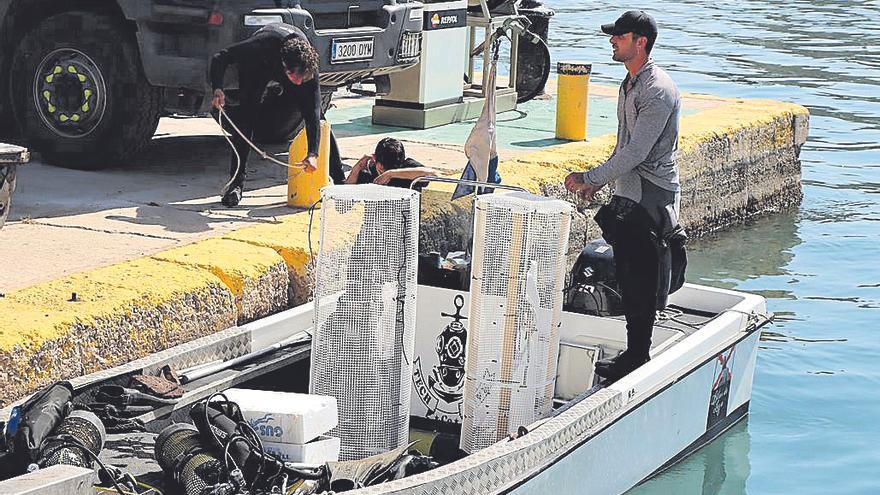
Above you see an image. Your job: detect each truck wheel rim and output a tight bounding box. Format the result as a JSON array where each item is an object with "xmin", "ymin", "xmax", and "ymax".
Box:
[{"xmin": 33, "ymin": 48, "xmax": 108, "ymax": 138}]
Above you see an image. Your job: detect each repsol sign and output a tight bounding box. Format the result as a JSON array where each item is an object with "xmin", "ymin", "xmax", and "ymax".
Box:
[{"xmin": 424, "ymin": 9, "xmax": 466, "ymax": 30}]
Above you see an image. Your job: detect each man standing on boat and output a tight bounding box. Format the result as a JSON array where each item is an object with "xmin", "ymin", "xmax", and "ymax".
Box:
[{"xmin": 565, "ymin": 10, "xmax": 683, "ymax": 382}]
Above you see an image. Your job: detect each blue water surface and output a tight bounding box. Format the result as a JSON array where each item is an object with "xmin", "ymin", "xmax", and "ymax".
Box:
[{"xmin": 529, "ymin": 1, "xmax": 880, "ymax": 493}]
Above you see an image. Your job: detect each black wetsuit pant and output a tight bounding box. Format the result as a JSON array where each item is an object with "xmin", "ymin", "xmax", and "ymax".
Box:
[
  {"xmin": 596, "ymin": 198, "xmax": 661, "ymax": 360},
  {"xmin": 611, "ymin": 222, "xmax": 659, "ymax": 359},
  {"xmin": 216, "ymin": 105, "xmax": 346, "ymax": 190}
]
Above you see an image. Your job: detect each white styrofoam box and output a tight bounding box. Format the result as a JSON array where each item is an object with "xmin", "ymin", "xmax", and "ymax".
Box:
[
  {"xmin": 262, "ymin": 436, "xmax": 341, "ymax": 464},
  {"xmin": 223, "ymin": 388, "xmax": 338, "ymax": 444},
  {"xmin": 554, "ymin": 341, "xmax": 602, "ymax": 401}
]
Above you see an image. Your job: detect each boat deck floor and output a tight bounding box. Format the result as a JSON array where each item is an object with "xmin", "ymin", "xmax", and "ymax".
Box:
[{"xmin": 95, "ymin": 345, "xmax": 313, "ymax": 494}]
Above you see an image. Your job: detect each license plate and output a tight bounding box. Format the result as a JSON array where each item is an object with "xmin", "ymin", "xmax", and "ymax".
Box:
[{"xmin": 331, "ymin": 38, "xmax": 374, "ymax": 63}]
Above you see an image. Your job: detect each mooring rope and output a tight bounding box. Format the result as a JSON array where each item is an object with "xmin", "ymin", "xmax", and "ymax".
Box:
[{"xmin": 215, "ymin": 106, "xmax": 308, "ymax": 196}]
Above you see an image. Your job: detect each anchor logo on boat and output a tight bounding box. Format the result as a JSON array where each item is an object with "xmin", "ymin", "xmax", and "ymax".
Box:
[{"xmin": 412, "ymin": 294, "xmax": 468, "ymax": 422}]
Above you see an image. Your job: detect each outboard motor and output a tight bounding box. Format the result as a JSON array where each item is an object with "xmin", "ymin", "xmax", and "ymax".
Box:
[{"xmin": 564, "ymin": 239, "xmax": 624, "ymax": 316}]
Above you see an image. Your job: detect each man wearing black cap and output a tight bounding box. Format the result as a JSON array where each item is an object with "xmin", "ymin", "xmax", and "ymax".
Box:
[{"xmin": 565, "ymin": 11, "xmax": 684, "ymax": 383}]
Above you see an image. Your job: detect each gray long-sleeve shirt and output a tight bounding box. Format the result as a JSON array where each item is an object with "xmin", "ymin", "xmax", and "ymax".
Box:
[{"xmin": 584, "ymin": 59, "xmax": 682, "ymax": 228}]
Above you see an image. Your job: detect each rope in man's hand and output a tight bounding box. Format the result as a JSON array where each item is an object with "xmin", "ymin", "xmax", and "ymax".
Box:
[{"xmin": 214, "ymin": 106, "xmax": 314, "ymax": 195}]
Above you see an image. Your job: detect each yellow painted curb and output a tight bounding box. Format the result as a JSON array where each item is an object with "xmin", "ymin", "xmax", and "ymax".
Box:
[
  {"xmin": 500, "ymin": 98, "xmax": 809, "ymax": 188},
  {"xmin": 151, "ymin": 238, "xmax": 288, "ymax": 324},
  {"xmin": 0, "ymin": 258, "xmax": 236, "ymax": 405}
]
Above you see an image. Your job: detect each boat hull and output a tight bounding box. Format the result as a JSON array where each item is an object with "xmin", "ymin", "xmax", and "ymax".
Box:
[
  {"xmin": 0, "ymin": 284, "xmax": 766, "ymax": 495},
  {"xmin": 506, "ymin": 330, "xmax": 760, "ymax": 495},
  {"xmin": 356, "ymin": 284, "xmax": 767, "ymax": 495}
]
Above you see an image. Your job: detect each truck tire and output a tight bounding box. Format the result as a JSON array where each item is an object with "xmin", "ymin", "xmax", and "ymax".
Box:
[
  {"xmin": 515, "ymin": 37, "xmax": 551, "ymax": 103},
  {"xmin": 252, "ymin": 87, "xmax": 334, "ymax": 144},
  {"xmin": 10, "ymin": 12, "xmax": 161, "ymax": 169}
]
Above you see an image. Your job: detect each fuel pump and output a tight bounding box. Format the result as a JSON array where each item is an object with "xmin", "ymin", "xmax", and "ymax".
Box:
[{"xmin": 373, "ymin": 0, "xmax": 521, "ymax": 129}]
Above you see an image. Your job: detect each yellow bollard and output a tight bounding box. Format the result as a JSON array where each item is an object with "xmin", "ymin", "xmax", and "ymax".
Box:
[
  {"xmin": 288, "ymin": 121, "xmax": 331, "ymax": 208},
  {"xmin": 555, "ymin": 62, "xmax": 592, "ymax": 141}
]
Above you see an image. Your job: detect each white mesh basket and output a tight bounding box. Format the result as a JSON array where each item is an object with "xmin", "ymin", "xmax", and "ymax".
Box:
[
  {"xmin": 310, "ymin": 184, "xmax": 420, "ymax": 460},
  {"xmin": 460, "ymin": 192, "xmax": 573, "ymax": 453}
]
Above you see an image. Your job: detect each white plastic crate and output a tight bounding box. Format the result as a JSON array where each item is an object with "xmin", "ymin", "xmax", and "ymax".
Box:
[
  {"xmin": 261, "ymin": 436, "xmax": 341, "ymax": 464},
  {"xmin": 223, "ymin": 388, "xmax": 338, "ymax": 444}
]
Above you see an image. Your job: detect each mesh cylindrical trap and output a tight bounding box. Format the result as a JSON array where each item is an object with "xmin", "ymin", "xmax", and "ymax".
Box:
[
  {"xmin": 310, "ymin": 184, "xmax": 420, "ymax": 460},
  {"xmin": 460, "ymin": 191, "xmax": 573, "ymax": 453}
]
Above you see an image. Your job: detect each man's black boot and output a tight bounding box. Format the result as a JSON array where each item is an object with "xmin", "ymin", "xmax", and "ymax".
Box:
[
  {"xmin": 595, "ymin": 351, "xmax": 624, "ymax": 370},
  {"xmin": 595, "ymin": 351, "xmax": 650, "ymax": 383},
  {"xmin": 221, "ymin": 186, "xmax": 243, "ymax": 207}
]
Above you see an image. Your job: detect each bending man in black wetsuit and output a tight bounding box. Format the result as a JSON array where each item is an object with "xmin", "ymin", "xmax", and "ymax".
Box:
[{"xmin": 210, "ymin": 23, "xmax": 344, "ymax": 207}]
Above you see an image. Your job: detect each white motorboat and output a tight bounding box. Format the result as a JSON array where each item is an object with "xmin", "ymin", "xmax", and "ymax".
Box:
[
  {"xmin": 0, "ymin": 278, "xmax": 768, "ymax": 495},
  {"xmin": 0, "ymin": 184, "xmax": 771, "ymax": 494}
]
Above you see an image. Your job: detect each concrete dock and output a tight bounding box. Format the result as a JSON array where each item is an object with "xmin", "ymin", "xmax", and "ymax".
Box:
[{"xmin": 0, "ymin": 83, "xmax": 808, "ymax": 406}]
